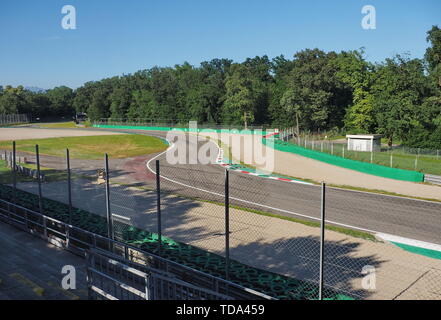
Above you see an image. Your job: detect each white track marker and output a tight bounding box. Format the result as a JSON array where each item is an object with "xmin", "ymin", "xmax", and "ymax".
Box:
[
  {"xmin": 376, "ymin": 233, "xmax": 441, "ymax": 252},
  {"xmin": 111, "ymin": 213, "xmax": 131, "ymax": 221}
]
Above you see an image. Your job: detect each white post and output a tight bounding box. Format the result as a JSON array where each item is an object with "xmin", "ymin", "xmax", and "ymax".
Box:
[{"xmin": 342, "ymin": 146, "xmax": 345, "ymax": 158}]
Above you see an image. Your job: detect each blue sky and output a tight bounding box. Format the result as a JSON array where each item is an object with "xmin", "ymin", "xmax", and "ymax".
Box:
[{"xmin": 0, "ymin": 0, "xmax": 439, "ymax": 89}]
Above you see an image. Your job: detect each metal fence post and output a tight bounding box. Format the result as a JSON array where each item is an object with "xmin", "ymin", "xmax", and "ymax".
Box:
[
  {"xmin": 12, "ymin": 141, "xmax": 16, "ymax": 191},
  {"xmin": 156, "ymin": 160, "xmax": 162, "ymax": 253},
  {"xmin": 225, "ymin": 169, "xmax": 230, "ymax": 280},
  {"xmin": 67, "ymin": 148, "xmax": 73, "ymax": 225},
  {"xmin": 105, "ymin": 153, "xmax": 113, "ymax": 241},
  {"xmin": 35, "ymin": 144, "xmax": 43, "ymax": 214},
  {"xmin": 319, "ymin": 182, "xmax": 326, "ymax": 300}
]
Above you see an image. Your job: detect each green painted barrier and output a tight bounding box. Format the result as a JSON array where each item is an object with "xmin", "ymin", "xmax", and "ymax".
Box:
[
  {"xmin": 93, "ymin": 124, "xmax": 270, "ymax": 135},
  {"xmin": 263, "ymin": 138, "xmax": 424, "ymax": 182}
]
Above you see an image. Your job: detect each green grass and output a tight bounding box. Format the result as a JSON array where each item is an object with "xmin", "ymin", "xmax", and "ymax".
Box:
[
  {"xmin": 38, "ymin": 121, "xmax": 82, "ymax": 129},
  {"xmin": 0, "ymin": 134, "xmax": 168, "ymax": 160}
]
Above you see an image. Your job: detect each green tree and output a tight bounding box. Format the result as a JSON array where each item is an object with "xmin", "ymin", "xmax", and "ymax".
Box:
[
  {"xmin": 335, "ymin": 50, "xmax": 376, "ymax": 132},
  {"xmin": 372, "ymin": 55, "xmax": 429, "ymax": 147},
  {"xmin": 222, "ymin": 64, "xmax": 257, "ymax": 126},
  {"xmin": 425, "ymin": 25, "xmax": 441, "ymax": 89},
  {"xmin": 46, "ymin": 86, "xmax": 74, "ymax": 117}
]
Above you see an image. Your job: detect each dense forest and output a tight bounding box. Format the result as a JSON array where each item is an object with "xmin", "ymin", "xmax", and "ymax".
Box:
[{"xmin": 1, "ymin": 26, "xmax": 440, "ymax": 148}]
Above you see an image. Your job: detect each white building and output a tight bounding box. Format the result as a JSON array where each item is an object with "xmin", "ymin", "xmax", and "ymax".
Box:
[{"xmin": 346, "ymin": 134, "xmax": 382, "ymax": 152}]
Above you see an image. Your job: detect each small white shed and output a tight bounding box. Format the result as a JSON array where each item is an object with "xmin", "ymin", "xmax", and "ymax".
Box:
[{"xmin": 346, "ymin": 134, "xmax": 382, "ymax": 152}]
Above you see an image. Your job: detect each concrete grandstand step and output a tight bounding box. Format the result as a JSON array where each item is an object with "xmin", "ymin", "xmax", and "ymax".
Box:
[{"xmin": 0, "ymin": 221, "xmax": 88, "ymax": 300}]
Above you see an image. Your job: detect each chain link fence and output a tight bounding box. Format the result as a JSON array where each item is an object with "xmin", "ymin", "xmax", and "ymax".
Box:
[
  {"xmin": 1, "ymin": 131, "xmax": 441, "ymax": 300},
  {"xmin": 0, "ymin": 113, "xmax": 31, "ymax": 125},
  {"xmin": 278, "ymin": 128, "xmax": 441, "ymax": 176}
]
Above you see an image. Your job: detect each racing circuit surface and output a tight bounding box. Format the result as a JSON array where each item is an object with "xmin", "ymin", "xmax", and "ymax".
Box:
[{"xmin": 95, "ymin": 128, "xmax": 441, "ymax": 246}]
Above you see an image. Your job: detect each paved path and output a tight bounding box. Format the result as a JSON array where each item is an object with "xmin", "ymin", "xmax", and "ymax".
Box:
[{"xmin": 0, "ymin": 221, "xmax": 88, "ymax": 300}]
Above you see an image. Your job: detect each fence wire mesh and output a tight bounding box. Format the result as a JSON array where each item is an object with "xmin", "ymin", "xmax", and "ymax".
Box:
[
  {"xmin": 278, "ymin": 131, "xmax": 441, "ymax": 176},
  {"xmin": 1, "ymin": 131, "xmax": 441, "ymax": 300}
]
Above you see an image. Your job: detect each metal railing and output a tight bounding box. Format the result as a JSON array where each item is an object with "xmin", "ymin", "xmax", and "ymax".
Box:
[
  {"xmin": 0, "ymin": 113, "xmax": 31, "ymax": 125},
  {"xmin": 424, "ymin": 174, "xmax": 441, "ymax": 185},
  {"xmin": 87, "ymin": 248, "xmax": 232, "ymax": 300},
  {"xmin": 0, "ymin": 197, "xmax": 274, "ymax": 300}
]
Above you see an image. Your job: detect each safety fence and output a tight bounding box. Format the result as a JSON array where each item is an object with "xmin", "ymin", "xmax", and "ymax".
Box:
[
  {"xmin": 87, "ymin": 248, "xmax": 233, "ymax": 300},
  {"xmin": 263, "ymin": 138, "xmax": 424, "ymax": 182},
  {"xmin": 278, "ymin": 128, "xmax": 441, "ymax": 177},
  {"xmin": 0, "ymin": 113, "xmax": 31, "ymax": 125},
  {"xmin": 97, "ymin": 119, "xmax": 274, "ymax": 131},
  {"xmin": 1, "ymin": 133, "xmax": 441, "ymax": 300},
  {"xmin": 0, "ymin": 195, "xmax": 273, "ymax": 300}
]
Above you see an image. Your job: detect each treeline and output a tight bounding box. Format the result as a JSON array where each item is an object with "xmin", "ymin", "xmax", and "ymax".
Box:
[{"xmin": 1, "ymin": 26, "xmax": 440, "ymax": 148}]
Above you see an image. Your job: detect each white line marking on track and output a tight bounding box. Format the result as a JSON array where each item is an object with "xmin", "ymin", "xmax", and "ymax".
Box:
[
  {"xmin": 146, "ymin": 137, "xmax": 381, "ymax": 234},
  {"xmin": 111, "ymin": 213, "xmax": 131, "ymax": 221},
  {"xmin": 376, "ymin": 233, "xmax": 441, "ymax": 252},
  {"xmin": 101, "ymin": 128, "xmax": 441, "ymax": 251}
]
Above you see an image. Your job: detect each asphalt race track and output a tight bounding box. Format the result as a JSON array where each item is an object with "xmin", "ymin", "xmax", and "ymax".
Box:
[{"xmin": 94, "ymin": 128, "xmax": 441, "ymax": 246}]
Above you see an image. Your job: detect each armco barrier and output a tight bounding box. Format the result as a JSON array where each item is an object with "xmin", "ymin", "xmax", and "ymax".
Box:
[{"xmin": 263, "ymin": 139, "xmax": 424, "ymax": 183}]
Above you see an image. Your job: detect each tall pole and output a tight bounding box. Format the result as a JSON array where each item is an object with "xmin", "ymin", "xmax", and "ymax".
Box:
[
  {"xmin": 225, "ymin": 169, "xmax": 230, "ymax": 280},
  {"xmin": 66, "ymin": 148, "xmax": 72, "ymax": 224},
  {"xmin": 319, "ymin": 182, "xmax": 326, "ymax": 300},
  {"xmin": 105, "ymin": 153, "xmax": 113, "ymax": 241},
  {"xmin": 35, "ymin": 145, "xmax": 43, "ymax": 214},
  {"xmin": 156, "ymin": 160, "xmax": 162, "ymax": 253},
  {"xmin": 12, "ymin": 141, "xmax": 16, "ymax": 190}
]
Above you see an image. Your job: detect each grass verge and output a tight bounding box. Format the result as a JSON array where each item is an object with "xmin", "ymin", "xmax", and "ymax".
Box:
[{"xmin": 0, "ymin": 134, "xmax": 168, "ymax": 159}]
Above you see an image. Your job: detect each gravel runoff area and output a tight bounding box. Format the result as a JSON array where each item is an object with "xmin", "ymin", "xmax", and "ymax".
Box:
[
  {"xmin": 199, "ymin": 132, "xmax": 441, "ymax": 201},
  {"xmin": 0, "ymin": 127, "xmax": 125, "ymax": 141}
]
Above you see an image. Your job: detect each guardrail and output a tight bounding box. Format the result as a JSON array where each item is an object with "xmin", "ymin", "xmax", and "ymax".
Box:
[
  {"xmin": 424, "ymin": 174, "xmax": 441, "ymax": 185},
  {"xmin": 87, "ymin": 248, "xmax": 233, "ymax": 300},
  {"xmin": 0, "ymin": 198, "xmax": 275, "ymax": 300}
]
